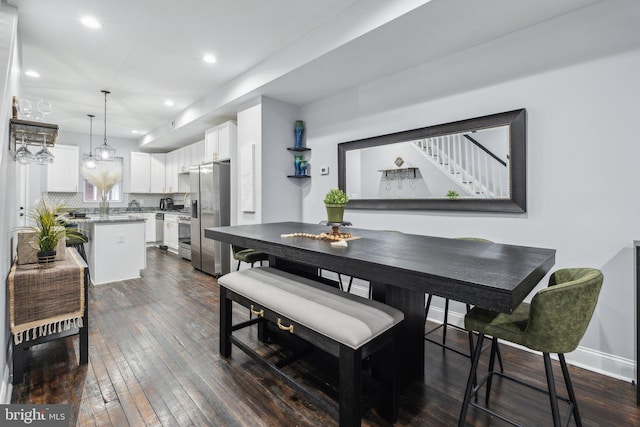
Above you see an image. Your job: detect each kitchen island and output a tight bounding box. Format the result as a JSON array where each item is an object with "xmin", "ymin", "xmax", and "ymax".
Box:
[{"xmin": 73, "ymin": 215, "xmax": 146, "ymax": 285}]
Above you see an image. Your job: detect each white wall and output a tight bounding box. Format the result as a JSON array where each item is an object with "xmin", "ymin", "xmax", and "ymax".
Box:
[
  {"xmin": 235, "ymin": 97, "xmax": 305, "ymax": 225},
  {"xmin": 299, "ymin": 48, "xmax": 640, "ymax": 380},
  {"xmin": 261, "ymin": 97, "xmax": 304, "ymax": 223},
  {"xmin": 236, "ymin": 101, "xmax": 261, "ymax": 225},
  {"xmin": 356, "ymin": 142, "xmax": 467, "ymax": 199},
  {"xmin": 0, "ymin": 2, "xmax": 19, "ymax": 402}
]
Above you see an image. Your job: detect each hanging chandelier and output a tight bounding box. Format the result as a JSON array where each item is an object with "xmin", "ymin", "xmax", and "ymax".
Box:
[
  {"xmin": 82, "ymin": 114, "xmax": 97, "ymax": 169},
  {"xmin": 94, "ymin": 90, "xmax": 116, "ymax": 161}
]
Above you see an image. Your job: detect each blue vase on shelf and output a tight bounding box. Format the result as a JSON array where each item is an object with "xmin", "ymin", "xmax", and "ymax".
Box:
[
  {"xmin": 300, "ymin": 160, "xmax": 307, "ymax": 176},
  {"xmin": 294, "ymin": 155, "xmax": 302, "ymax": 176},
  {"xmin": 294, "ymin": 120, "xmax": 304, "ymax": 149}
]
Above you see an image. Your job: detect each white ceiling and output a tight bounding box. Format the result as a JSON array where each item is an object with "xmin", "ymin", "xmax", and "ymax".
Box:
[{"xmin": 10, "ymin": 0, "xmax": 639, "ymax": 152}]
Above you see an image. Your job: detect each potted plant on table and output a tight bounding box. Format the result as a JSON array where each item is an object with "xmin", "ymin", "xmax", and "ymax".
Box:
[
  {"xmin": 324, "ymin": 188, "xmax": 349, "ymax": 223},
  {"xmin": 24, "ymin": 200, "xmax": 86, "ymax": 266}
]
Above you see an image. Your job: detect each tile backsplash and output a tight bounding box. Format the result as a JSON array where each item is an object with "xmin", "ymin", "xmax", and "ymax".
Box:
[{"xmin": 42, "ymin": 192, "xmax": 188, "ymax": 212}]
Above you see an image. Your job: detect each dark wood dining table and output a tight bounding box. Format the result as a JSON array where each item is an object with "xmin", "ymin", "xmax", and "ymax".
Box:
[{"xmin": 205, "ymin": 221, "xmax": 556, "ymax": 387}]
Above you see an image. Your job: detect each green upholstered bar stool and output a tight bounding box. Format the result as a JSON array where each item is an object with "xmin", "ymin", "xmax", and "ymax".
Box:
[
  {"xmin": 232, "ymin": 245, "xmax": 268, "ymax": 271},
  {"xmin": 458, "ymin": 268, "xmax": 603, "ymax": 427},
  {"xmin": 425, "ymin": 237, "xmax": 503, "ymax": 371}
]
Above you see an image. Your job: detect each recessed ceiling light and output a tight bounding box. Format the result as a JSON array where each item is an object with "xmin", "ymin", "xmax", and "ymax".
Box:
[
  {"xmin": 164, "ymin": 100, "xmax": 174, "ymax": 107},
  {"xmin": 80, "ymin": 16, "xmax": 102, "ymax": 29},
  {"xmin": 131, "ymin": 130, "xmax": 140, "ymax": 134},
  {"xmin": 25, "ymin": 70, "xmax": 40, "ymax": 78},
  {"xmin": 203, "ymin": 54, "xmax": 217, "ymax": 64}
]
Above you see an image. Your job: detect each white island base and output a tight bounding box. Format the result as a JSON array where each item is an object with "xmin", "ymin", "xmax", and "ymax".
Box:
[{"xmin": 78, "ymin": 217, "xmax": 146, "ymax": 285}]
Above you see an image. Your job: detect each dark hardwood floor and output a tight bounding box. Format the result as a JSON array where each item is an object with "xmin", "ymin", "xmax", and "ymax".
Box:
[{"xmin": 11, "ymin": 248, "xmax": 640, "ymax": 426}]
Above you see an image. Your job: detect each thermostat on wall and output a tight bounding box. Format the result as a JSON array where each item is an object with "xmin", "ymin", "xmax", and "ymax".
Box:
[{"xmin": 320, "ymin": 166, "xmax": 330, "ymax": 175}]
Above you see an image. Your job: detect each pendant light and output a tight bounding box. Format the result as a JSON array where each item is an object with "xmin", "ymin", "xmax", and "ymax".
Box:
[
  {"xmin": 94, "ymin": 89, "xmax": 116, "ymax": 161},
  {"xmin": 82, "ymin": 114, "xmax": 97, "ymax": 169}
]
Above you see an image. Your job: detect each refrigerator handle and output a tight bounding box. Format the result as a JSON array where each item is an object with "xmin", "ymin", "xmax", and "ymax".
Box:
[{"xmin": 191, "ymin": 200, "xmax": 198, "ymax": 218}]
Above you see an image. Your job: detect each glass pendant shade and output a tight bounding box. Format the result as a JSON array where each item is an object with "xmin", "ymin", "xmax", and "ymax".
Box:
[
  {"xmin": 83, "ymin": 154, "xmax": 97, "ymax": 169},
  {"xmin": 95, "ymin": 143, "xmax": 116, "ymax": 161},
  {"xmin": 95, "ymin": 90, "xmax": 115, "ymax": 161},
  {"xmin": 83, "ymin": 114, "xmax": 97, "ymax": 169}
]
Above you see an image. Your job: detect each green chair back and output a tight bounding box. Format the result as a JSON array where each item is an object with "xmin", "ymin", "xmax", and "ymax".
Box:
[{"xmin": 524, "ymin": 268, "xmax": 603, "ymax": 353}]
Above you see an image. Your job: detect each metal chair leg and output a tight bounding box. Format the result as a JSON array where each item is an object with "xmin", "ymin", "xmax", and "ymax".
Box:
[
  {"xmin": 458, "ymin": 333, "xmax": 484, "ymax": 427},
  {"xmin": 442, "ymin": 298, "xmax": 450, "ymax": 345},
  {"xmin": 346, "ymin": 276, "xmax": 354, "ymax": 293},
  {"xmin": 559, "ymin": 353, "xmax": 582, "ymax": 427},
  {"xmin": 424, "ymin": 294, "xmax": 434, "ymax": 323},
  {"xmin": 485, "ymin": 337, "xmax": 498, "ymax": 405},
  {"xmin": 544, "ymin": 352, "xmax": 562, "ymax": 426}
]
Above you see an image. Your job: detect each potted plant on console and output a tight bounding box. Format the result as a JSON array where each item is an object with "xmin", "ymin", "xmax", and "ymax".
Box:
[
  {"xmin": 22, "ymin": 200, "xmax": 86, "ymax": 266},
  {"xmin": 324, "ymin": 188, "xmax": 349, "ymax": 223}
]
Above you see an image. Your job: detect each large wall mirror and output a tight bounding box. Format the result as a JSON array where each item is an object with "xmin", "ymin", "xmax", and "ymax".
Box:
[{"xmin": 338, "ymin": 109, "xmax": 526, "ymax": 213}]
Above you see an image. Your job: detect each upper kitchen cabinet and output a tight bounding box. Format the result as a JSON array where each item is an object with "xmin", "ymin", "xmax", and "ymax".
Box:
[
  {"xmin": 165, "ymin": 151, "xmax": 178, "ymax": 193},
  {"xmin": 130, "ymin": 152, "xmax": 166, "ymax": 193},
  {"xmin": 47, "ymin": 144, "xmax": 79, "ymax": 192},
  {"xmin": 205, "ymin": 121, "xmax": 236, "ymax": 162},
  {"xmin": 193, "ymin": 140, "xmax": 205, "ymax": 165},
  {"xmin": 150, "ymin": 153, "xmax": 166, "ymax": 193},
  {"xmin": 177, "ymin": 146, "xmax": 191, "ymax": 174},
  {"xmin": 130, "ymin": 152, "xmax": 152, "ymax": 193}
]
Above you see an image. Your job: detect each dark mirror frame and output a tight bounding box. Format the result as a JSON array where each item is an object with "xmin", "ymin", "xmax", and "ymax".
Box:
[{"xmin": 338, "ymin": 109, "xmax": 526, "ymax": 213}]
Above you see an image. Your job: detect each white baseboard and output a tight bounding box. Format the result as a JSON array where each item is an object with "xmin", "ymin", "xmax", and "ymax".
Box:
[
  {"xmin": 0, "ymin": 363, "xmax": 12, "ymax": 404},
  {"xmin": 425, "ymin": 305, "xmax": 636, "ymax": 383},
  {"xmin": 326, "ymin": 275, "xmax": 637, "ymax": 384}
]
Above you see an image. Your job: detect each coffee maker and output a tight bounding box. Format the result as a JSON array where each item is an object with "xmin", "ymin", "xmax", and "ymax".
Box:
[{"xmin": 159, "ymin": 197, "xmax": 173, "ymax": 210}]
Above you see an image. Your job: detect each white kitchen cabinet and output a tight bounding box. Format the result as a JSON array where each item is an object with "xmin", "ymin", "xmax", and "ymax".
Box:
[
  {"xmin": 217, "ymin": 121, "xmax": 235, "ymax": 160},
  {"xmin": 164, "ymin": 213, "xmax": 179, "ymax": 253},
  {"xmin": 204, "ymin": 128, "xmax": 217, "ymax": 161},
  {"xmin": 150, "ymin": 153, "xmax": 166, "ymax": 193},
  {"xmin": 205, "ymin": 121, "xmax": 236, "ymax": 162},
  {"xmin": 47, "ymin": 144, "xmax": 79, "ymax": 192},
  {"xmin": 192, "ymin": 140, "xmax": 205, "ymax": 165},
  {"xmin": 165, "ymin": 151, "xmax": 177, "ymax": 193},
  {"xmin": 177, "ymin": 147, "xmax": 190, "ymax": 174},
  {"xmin": 130, "ymin": 152, "xmax": 166, "ymax": 193},
  {"xmin": 130, "ymin": 152, "xmax": 152, "ymax": 193},
  {"xmin": 79, "ymin": 220, "xmax": 146, "ymax": 285},
  {"xmin": 143, "ymin": 213, "xmax": 157, "ymax": 243}
]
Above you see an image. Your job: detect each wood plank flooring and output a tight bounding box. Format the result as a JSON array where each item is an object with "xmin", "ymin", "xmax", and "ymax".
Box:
[{"xmin": 11, "ymin": 248, "xmax": 640, "ymax": 426}]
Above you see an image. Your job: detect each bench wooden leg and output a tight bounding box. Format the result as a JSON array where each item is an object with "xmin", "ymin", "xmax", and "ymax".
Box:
[
  {"xmin": 79, "ymin": 321, "xmax": 89, "ymax": 365},
  {"xmin": 12, "ymin": 344, "xmax": 25, "ymax": 385},
  {"xmin": 220, "ymin": 287, "xmax": 232, "ymax": 357},
  {"xmin": 374, "ymin": 332, "xmax": 398, "ymax": 422},
  {"xmin": 80, "ymin": 269, "xmax": 89, "ymax": 365},
  {"xmin": 339, "ymin": 344, "xmax": 362, "ymax": 427}
]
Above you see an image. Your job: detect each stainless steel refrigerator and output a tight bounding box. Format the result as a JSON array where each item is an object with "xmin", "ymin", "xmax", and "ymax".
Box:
[{"xmin": 190, "ymin": 161, "xmax": 231, "ymax": 276}]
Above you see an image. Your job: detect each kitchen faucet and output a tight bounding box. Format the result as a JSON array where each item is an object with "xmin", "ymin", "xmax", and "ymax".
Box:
[{"xmin": 183, "ymin": 192, "xmax": 190, "ymax": 208}]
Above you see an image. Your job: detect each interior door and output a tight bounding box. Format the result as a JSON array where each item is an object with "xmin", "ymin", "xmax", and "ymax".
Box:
[{"xmin": 16, "ymin": 163, "xmax": 29, "ymax": 227}]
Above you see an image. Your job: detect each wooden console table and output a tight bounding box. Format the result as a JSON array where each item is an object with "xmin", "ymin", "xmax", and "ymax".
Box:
[{"xmin": 8, "ymin": 248, "xmax": 89, "ymax": 384}]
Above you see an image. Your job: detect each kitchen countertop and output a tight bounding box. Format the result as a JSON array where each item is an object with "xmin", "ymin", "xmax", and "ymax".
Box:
[{"xmin": 67, "ymin": 215, "xmax": 146, "ymax": 224}]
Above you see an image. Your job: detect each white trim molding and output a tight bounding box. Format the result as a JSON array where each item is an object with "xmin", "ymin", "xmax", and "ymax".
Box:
[
  {"xmin": 0, "ymin": 363, "xmax": 12, "ymax": 404},
  {"xmin": 423, "ymin": 303, "xmax": 636, "ymax": 383}
]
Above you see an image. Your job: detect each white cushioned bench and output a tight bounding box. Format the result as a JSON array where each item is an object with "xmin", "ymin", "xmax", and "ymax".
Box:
[{"xmin": 219, "ymin": 267, "xmax": 404, "ymax": 427}]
